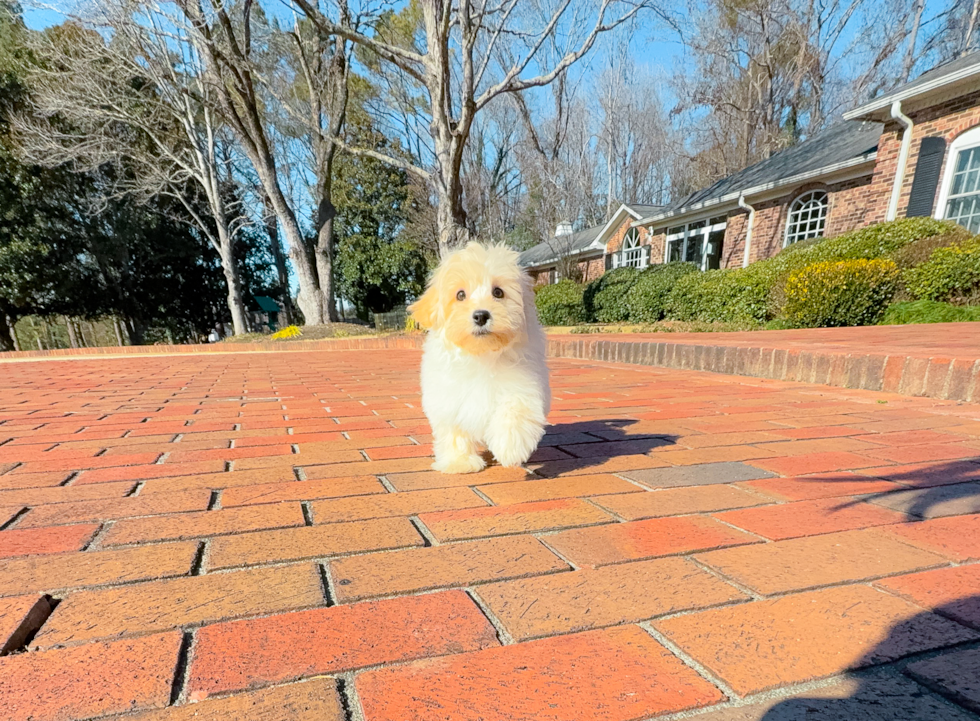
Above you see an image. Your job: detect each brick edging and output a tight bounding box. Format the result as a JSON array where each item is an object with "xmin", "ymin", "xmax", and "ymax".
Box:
[
  {"xmin": 546, "ymin": 337, "xmax": 980, "ymax": 402},
  {"xmin": 4, "ymin": 332, "xmax": 977, "ymax": 402},
  {"xmin": 0, "ymin": 334, "xmax": 425, "ymax": 360}
]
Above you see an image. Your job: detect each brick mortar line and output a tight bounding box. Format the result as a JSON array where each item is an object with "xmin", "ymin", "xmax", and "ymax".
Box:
[
  {"xmin": 639, "ymin": 621, "xmax": 739, "ymax": 701},
  {"xmin": 464, "ymin": 587, "xmax": 515, "ymax": 645}
]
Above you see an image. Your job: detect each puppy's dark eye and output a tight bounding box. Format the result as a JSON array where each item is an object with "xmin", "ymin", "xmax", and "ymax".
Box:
[
  {"xmin": 456, "ymin": 290, "xmax": 466, "ymax": 301},
  {"xmin": 492, "ymin": 287, "xmax": 504, "ymax": 299}
]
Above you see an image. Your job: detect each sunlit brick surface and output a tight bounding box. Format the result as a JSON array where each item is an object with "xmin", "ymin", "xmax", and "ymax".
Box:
[{"xmin": 0, "ymin": 348, "xmax": 978, "ymax": 719}]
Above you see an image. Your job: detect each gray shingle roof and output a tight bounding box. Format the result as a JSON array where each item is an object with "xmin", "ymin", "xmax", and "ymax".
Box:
[
  {"xmin": 624, "ymin": 203, "xmax": 665, "ymax": 216},
  {"xmin": 846, "ymin": 51, "xmax": 980, "ymax": 120},
  {"xmin": 518, "ymin": 224, "xmax": 604, "ymax": 268},
  {"xmin": 643, "ymin": 120, "xmax": 881, "ymax": 222}
]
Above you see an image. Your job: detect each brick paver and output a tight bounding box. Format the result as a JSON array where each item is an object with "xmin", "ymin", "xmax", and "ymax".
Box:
[{"xmin": 1, "ymin": 348, "xmax": 979, "ymax": 718}]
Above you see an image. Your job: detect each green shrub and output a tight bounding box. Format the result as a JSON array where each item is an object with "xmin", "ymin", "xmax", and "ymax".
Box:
[
  {"xmin": 665, "ymin": 270, "xmax": 728, "ymax": 322},
  {"xmin": 534, "ymin": 280, "xmax": 587, "ymax": 326},
  {"xmin": 881, "ymin": 300, "xmax": 980, "ymax": 325},
  {"xmin": 783, "ymin": 259, "xmax": 900, "ymax": 327},
  {"xmin": 737, "ymin": 218, "xmax": 963, "ymax": 321},
  {"xmin": 584, "ymin": 267, "xmax": 640, "ymax": 322},
  {"xmin": 625, "ymin": 262, "xmax": 698, "ymax": 322},
  {"xmin": 662, "ymin": 266, "xmax": 771, "ymax": 324},
  {"xmin": 903, "ymin": 235, "xmax": 980, "ymax": 304},
  {"xmin": 888, "ymin": 225, "xmax": 973, "ymax": 270}
]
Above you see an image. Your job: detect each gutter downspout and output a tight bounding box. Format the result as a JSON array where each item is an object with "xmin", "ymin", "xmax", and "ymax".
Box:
[
  {"xmin": 887, "ymin": 100, "xmax": 914, "ymax": 221},
  {"xmin": 738, "ymin": 193, "xmax": 756, "ymax": 268}
]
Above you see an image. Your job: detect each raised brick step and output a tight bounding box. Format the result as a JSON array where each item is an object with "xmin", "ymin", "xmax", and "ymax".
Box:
[{"xmin": 547, "ymin": 323, "xmax": 980, "ymax": 402}]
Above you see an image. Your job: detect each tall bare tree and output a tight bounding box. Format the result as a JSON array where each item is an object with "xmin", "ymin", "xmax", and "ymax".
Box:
[
  {"xmin": 293, "ymin": 0, "xmax": 663, "ymax": 257},
  {"xmin": 170, "ymin": 0, "xmax": 332, "ymax": 325},
  {"xmin": 15, "ymin": 13, "xmax": 253, "ymax": 334}
]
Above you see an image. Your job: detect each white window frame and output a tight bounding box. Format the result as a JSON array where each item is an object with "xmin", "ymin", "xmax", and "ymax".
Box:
[
  {"xmin": 935, "ymin": 125, "xmax": 980, "ymax": 231},
  {"xmin": 662, "ymin": 217, "xmax": 727, "ymax": 270},
  {"xmin": 619, "ymin": 228, "xmax": 646, "ymax": 268},
  {"xmin": 784, "ymin": 190, "xmax": 829, "ymax": 247}
]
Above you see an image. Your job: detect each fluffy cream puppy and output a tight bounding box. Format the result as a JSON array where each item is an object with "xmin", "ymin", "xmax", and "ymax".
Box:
[{"xmin": 409, "ymin": 242, "xmax": 550, "ymax": 473}]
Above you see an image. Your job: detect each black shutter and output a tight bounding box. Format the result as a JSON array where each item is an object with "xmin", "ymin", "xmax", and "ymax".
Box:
[
  {"xmin": 604, "ymin": 253, "xmax": 613, "ymax": 271},
  {"xmin": 906, "ymin": 137, "xmax": 947, "ymax": 217}
]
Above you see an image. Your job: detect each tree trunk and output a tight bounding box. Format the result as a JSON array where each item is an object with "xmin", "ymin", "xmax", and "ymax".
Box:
[
  {"xmin": 435, "ymin": 179, "xmax": 470, "ymax": 258},
  {"xmin": 126, "ymin": 317, "xmax": 145, "ymax": 346},
  {"xmin": 904, "ymin": 0, "xmax": 924, "ymax": 81},
  {"xmin": 114, "ymin": 317, "xmax": 126, "ymax": 347},
  {"xmin": 261, "ymin": 174, "xmax": 323, "ymax": 325},
  {"xmin": 315, "ymin": 200, "xmax": 339, "ymax": 323},
  {"xmin": 65, "ymin": 317, "xmax": 79, "ymax": 349},
  {"xmin": 965, "ymin": 0, "xmax": 980, "ymax": 55},
  {"xmin": 262, "ymin": 197, "xmax": 294, "ymax": 326},
  {"xmin": 0, "ymin": 313, "xmax": 16, "ymax": 352},
  {"xmin": 220, "ymin": 248, "xmax": 249, "ymax": 336}
]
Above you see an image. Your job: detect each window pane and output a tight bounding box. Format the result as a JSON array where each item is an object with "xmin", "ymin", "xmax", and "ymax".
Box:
[
  {"xmin": 667, "ymin": 239, "xmax": 682, "ymax": 262},
  {"xmin": 684, "ymin": 234, "xmax": 701, "ymax": 263},
  {"xmin": 786, "ymin": 191, "xmax": 828, "ymax": 245}
]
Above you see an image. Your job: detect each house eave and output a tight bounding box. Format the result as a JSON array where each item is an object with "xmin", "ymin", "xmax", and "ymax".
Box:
[
  {"xmin": 844, "ymin": 64, "xmax": 980, "ymax": 121},
  {"xmin": 632, "ymin": 153, "xmax": 877, "ymax": 229},
  {"xmin": 521, "ymin": 249, "xmax": 603, "ymax": 271}
]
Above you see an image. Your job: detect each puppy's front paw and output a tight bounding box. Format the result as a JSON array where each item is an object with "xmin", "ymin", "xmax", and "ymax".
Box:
[
  {"xmin": 487, "ymin": 416, "xmax": 545, "ymax": 468},
  {"xmin": 433, "ymin": 453, "xmax": 486, "ymax": 474}
]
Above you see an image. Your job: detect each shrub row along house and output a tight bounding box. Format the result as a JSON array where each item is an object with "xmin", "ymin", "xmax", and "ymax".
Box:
[{"xmin": 521, "ymin": 51, "xmax": 980, "ymax": 284}]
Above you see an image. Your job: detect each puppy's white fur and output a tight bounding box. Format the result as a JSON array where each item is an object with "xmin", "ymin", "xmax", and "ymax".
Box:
[{"xmin": 409, "ymin": 242, "xmax": 550, "ymax": 473}]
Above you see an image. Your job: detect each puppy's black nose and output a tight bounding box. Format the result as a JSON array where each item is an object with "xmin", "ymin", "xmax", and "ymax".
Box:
[{"xmin": 472, "ymin": 310, "xmax": 491, "ymax": 327}]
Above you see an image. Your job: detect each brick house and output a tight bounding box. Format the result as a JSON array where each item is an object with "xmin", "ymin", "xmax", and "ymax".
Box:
[{"xmin": 521, "ymin": 51, "xmax": 980, "ymax": 281}]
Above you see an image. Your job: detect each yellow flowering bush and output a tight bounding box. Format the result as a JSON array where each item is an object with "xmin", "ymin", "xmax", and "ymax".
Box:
[
  {"xmin": 270, "ymin": 325, "xmax": 302, "ymax": 340},
  {"xmin": 783, "ymin": 259, "xmax": 899, "ymax": 328}
]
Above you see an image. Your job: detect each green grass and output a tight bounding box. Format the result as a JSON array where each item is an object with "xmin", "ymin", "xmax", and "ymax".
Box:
[{"xmin": 880, "ymin": 300, "xmax": 980, "ymax": 325}]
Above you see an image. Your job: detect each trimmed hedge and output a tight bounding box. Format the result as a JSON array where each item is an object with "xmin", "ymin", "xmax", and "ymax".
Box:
[
  {"xmin": 881, "ymin": 300, "xmax": 980, "ymax": 325},
  {"xmin": 903, "ymin": 235, "xmax": 980, "ymax": 303},
  {"xmin": 534, "ymin": 219, "xmax": 971, "ymax": 329},
  {"xmin": 626, "ymin": 263, "xmax": 698, "ymax": 322},
  {"xmin": 664, "ymin": 266, "xmax": 772, "ymax": 323},
  {"xmin": 534, "ymin": 279, "xmax": 587, "ymax": 326},
  {"xmin": 584, "ymin": 267, "xmax": 640, "ymax": 322},
  {"xmin": 782, "ymin": 258, "xmax": 899, "ymax": 328}
]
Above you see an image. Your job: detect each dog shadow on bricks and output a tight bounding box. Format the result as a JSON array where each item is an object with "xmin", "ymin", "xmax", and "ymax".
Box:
[
  {"xmin": 525, "ymin": 419, "xmax": 677, "ymax": 477},
  {"xmin": 823, "ymin": 459, "xmax": 980, "ymax": 520},
  {"xmin": 756, "ymin": 596, "xmax": 980, "ymax": 720}
]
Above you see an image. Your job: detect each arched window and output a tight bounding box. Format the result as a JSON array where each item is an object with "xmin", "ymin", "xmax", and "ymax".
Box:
[
  {"xmin": 785, "ymin": 190, "xmax": 829, "ymax": 246},
  {"xmin": 621, "ymin": 228, "xmax": 644, "ymax": 268},
  {"xmin": 936, "ymin": 125, "xmax": 980, "ymax": 232}
]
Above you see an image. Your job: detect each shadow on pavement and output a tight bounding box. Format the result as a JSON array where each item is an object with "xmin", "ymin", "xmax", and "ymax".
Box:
[
  {"xmin": 754, "ymin": 597, "xmax": 980, "ymax": 720},
  {"xmin": 825, "ymin": 459, "xmax": 980, "ymax": 519},
  {"xmin": 529, "ymin": 419, "xmax": 677, "ymax": 476}
]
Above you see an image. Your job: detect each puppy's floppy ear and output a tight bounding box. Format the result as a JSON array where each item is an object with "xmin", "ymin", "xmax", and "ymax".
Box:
[{"xmin": 408, "ymin": 284, "xmax": 441, "ymax": 330}]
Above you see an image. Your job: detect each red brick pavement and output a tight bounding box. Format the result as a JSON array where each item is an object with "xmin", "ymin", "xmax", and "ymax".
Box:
[{"xmin": 0, "ymin": 349, "xmax": 979, "ymax": 719}]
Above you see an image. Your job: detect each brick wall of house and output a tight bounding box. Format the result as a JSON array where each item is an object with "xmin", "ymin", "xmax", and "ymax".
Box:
[
  {"xmin": 721, "ymin": 211, "xmax": 749, "ymax": 268},
  {"xmin": 529, "ymin": 270, "xmax": 551, "ymax": 286},
  {"xmin": 715, "ymin": 175, "xmax": 875, "ymax": 267},
  {"xmin": 865, "ymin": 90, "xmax": 980, "ymax": 222},
  {"xmin": 580, "ymin": 257, "xmax": 605, "ymax": 282}
]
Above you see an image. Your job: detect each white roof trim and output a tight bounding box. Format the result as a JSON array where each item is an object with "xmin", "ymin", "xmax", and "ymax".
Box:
[
  {"xmin": 522, "ymin": 248, "xmax": 603, "ymax": 271},
  {"xmin": 632, "ymin": 153, "xmax": 876, "ymax": 228},
  {"xmin": 844, "ymin": 61, "xmax": 980, "ymax": 120},
  {"xmin": 591, "ymin": 204, "xmax": 644, "ymax": 249}
]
